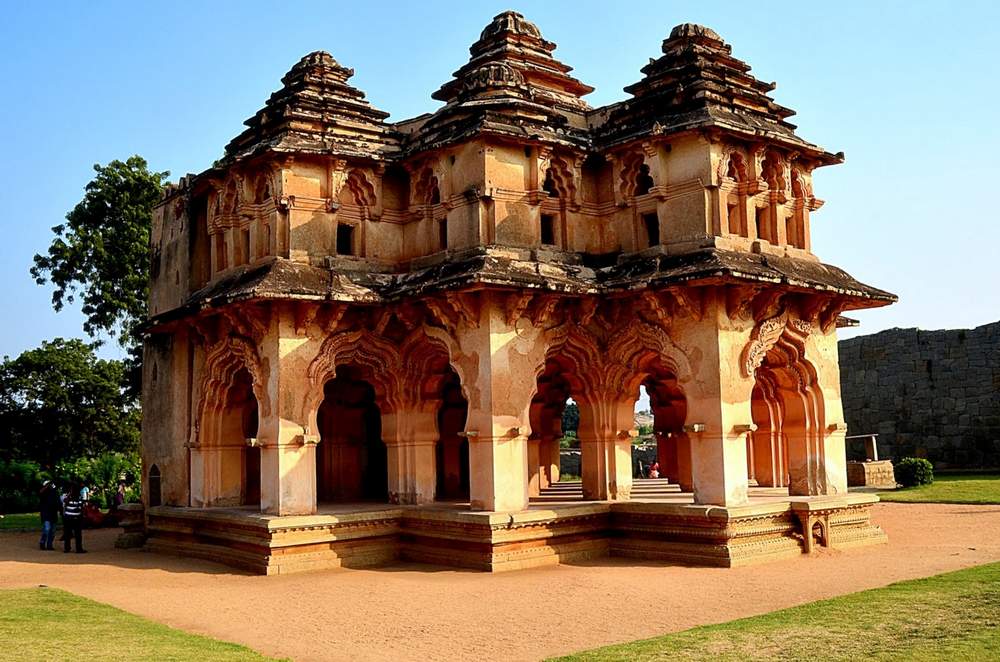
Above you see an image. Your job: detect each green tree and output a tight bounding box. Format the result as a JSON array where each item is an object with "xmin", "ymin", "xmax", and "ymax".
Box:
[
  {"xmin": 561, "ymin": 401, "xmax": 579, "ymax": 435},
  {"xmin": 0, "ymin": 339, "xmax": 140, "ymax": 468},
  {"xmin": 31, "ymin": 156, "xmax": 168, "ymax": 392}
]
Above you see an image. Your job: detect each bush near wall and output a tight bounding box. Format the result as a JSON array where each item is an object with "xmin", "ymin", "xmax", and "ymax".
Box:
[{"xmin": 895, "ymin": 457, "xmax": 934, "ymax": 487}]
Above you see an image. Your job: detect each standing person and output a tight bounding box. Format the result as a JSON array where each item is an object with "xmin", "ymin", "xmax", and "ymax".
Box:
[
  {"xmin": 62, "ymin": 485, "xmax": 85, "ymax": 554},
  {"xmin": 114, "ymin": 481, "xmax": 126, "ymax": 510},
  {"xmin": 38, "ymin": 481, "xmax": 61, "ymax": 551}
]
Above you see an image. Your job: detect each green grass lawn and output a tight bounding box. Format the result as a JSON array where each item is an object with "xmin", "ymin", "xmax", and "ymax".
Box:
[
  {"xmin": 878, "ymin": 473, "xmax": 1000, "ymax": 505},
  {"xmin": 552, "ymin": 562, "xmax": 1000, "ymax": 661},
  {"xmin": 0, "ymin": 512, "xmax": 41, "ymax": 531},
  {"xmin": 0, "ymin": 588, "xmax": 279, "ymax": 661}
]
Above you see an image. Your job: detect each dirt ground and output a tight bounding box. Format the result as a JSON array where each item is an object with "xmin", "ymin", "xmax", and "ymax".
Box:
[{"xmin": 2, "ymin": 502, "xmax": 999, "ymax": 662}]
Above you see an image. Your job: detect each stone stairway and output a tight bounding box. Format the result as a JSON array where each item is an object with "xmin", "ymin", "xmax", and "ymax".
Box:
[{"xmin": 533, "ymin": 478, "xmax": 683, "ymax": 503}]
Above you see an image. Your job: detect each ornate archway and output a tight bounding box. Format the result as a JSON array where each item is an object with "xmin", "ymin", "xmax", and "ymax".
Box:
[
  {"xmin": 745, "ymin": 317, "xmax": 828, "ymax": 495},
  {"xmin": 192, "ymin": 335, "xmax": 267, "ymax": 507}
]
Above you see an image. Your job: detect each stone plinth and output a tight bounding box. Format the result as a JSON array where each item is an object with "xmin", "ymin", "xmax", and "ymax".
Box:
[
  {"xmin": 114, "ymin": 503, "xmax": 147, "ymax": 549},
  {"xmin": 847, "ymin": 460, "xmax": 896, "ymax": 489},
  {"xmin": 144, "ymin": 494, "xmax": 886, "ymax": 575}
]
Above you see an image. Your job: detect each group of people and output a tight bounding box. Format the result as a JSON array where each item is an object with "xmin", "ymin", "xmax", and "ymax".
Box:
[{"xmin": 37, "ymin": 480, "xmax": 127, "ymax": 553}]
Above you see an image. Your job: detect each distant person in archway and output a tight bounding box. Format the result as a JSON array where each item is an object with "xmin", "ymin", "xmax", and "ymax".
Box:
[{"xmin": 648, "ymin": 462, "xmax": 660, "ymax": 479}]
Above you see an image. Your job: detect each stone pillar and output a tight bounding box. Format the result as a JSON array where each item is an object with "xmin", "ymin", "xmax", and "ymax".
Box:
[
  {"xmin": 448, "ymin": 292, "xmax": 549, "ymax": 512},
  {"xmin": 577, "ymin": 394, "xmax": 634, "ymax": 501},
  {"xmin": 527, "ymin": 438, "xmax": 542, "ymax": 497},
  {"xmin": 658, "ymin": 432, "xmax": 693, "ymax": 491},
  {"xmin": 259, "ymin": 320, "xmax": 317, "ymax": 516},
  {"xmin": 678, "ymin": 297, "xmax": 752, "ymax": 507},
  {"xmin": 383, "ymin": 407, "xmax": 437, "ymax": 505},
  {"xmin": 541, "ymin": 437, "xmax": 560, "ymax": 486}
]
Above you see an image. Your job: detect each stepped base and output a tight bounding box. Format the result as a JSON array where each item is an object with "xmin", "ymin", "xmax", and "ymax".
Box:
[{"xmin": 144, "ymin": 484, "xmax": 886, "ymax": 575}]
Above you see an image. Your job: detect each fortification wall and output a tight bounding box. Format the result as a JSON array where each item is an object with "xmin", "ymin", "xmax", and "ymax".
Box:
[{"xmin": 839, "ymin": 321, "xmax": 1000, "ymax": 468}]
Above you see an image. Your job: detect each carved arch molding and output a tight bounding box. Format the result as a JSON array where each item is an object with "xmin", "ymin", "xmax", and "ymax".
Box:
[
  {"xmin": 302, "ymin": 326, "xmax": 453, "ymax": 424},
  {"xmin": 741, "ymin": 312, "xmax": 816, "ymax": 380},
  {"xmin": 193, "ymin": 334, "xmax": 270, "ymax": 447},
  {"xmin": 542, "ymin": 320, "xmax": 693, "ymax": 401}
]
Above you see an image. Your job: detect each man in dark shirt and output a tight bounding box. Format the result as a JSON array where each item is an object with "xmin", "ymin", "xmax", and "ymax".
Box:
[
  {"xmin": 38, "ymin": 481, "xmax": 61, "ymax": 551},
  {"xmin": 62, "ymin": 485, "xmax": 85, "ymax": 554}
]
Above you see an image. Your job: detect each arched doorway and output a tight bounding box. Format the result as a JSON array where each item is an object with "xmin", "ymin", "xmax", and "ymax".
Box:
[
  {"xmin": 750, "ymin": 374, "xmax": 787, "ymax": 487},
  {"xmin": 315, "ymin": 367, "xmax": 388, "ymax": 502},
  {"xmin": 644, "ymin": 370, "xmax": 690, "ymax": 491},
  {"xmin": 752, "ymin": 343, "xmax": 825, "ymax": 495},
  {"xmin": 435, "ymin": 369, "xmax": 469, "ymax": 501},
  {"xmin": 211, "ymin": 367, "xmax": 260, "ymax": 507},
  {"xmin": 530, "ymin": 359, "xmax": 575, "ymax": 493}
]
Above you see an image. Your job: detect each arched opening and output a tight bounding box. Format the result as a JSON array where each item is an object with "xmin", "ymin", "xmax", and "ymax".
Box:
[
  {"xmin": 530, "ymin": 348, "xmax": 688, "ymax": 501},
  {"xmin": 635, "ymin": 164, "xmax": 654, "ymax": 196},
  {"xmin": 435, "ymin": 368, "xmax": 469, "ymax": 501},
  {"xmin": 725, "ymin": 153, "xmax": 748, "ymax": 238},
  {"xmin": 148, "ymin": 464, "xmax": 161, "ymax": 508},
  {"xmin": 204, "ymin": 367, "xmax": 260, "ymax": 507},
  {"xmin": 752, "ymin": 342, "xmax": 826, "ymax": 495},
  {"xmin": 315, "ymin": 367, "xmax": 388, "ymax": 502},
  {"xmin": 750, "ymin": 375, "xmax": 787, "ymax": 487},
  {"xmin": 543, "ymin": 169, "xmax": 558, "ymax": 197},
  {"xmin": 645, "ymin": 370, "xmax": 690, "ymax": 491},
  {"xmin": 530, "ymin": 360, "xmax": 574, "ymax": 495}
]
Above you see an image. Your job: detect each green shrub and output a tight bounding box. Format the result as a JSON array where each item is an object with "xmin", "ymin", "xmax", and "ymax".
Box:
[
  {"xmin": 55, "ymin": 451, "xmax": 141, "ymax": 508},
  {"xmin": 895, "ymin": 457, "xmax": 934, "ymax": 487},
  {"xmin": 0, "ymin": 459, "xmax": 43, "ymax": 512}
]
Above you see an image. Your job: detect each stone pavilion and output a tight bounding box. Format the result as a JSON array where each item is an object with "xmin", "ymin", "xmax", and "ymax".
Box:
[{"xmin": 142, "ymin": 12, "xmax": 896, "ymax": 573}]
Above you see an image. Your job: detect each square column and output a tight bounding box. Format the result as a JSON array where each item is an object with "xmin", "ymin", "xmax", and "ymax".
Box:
[
  {"xmin": 383, "ymin": 408, "xmax": 438, "ymax": 505},
  {"xmin": 258, "ymin": 319, "xmax": 317, "ymax": 516},
  {"xmin": 578, "ymin": 395, "xmax": 635, "ymax": 500},
  {"xmin": 450, "ymin": 292, "xmax": 550, "ymax": 513},
  {"xmin": 678, "ymin": 296, "xmax": 753, "ymax": 507}
]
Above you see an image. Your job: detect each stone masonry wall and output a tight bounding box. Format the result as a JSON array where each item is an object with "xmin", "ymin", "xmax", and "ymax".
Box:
[{"xmin": 839, "ymin": 321, "xmax": 1000, "ymax": 468}]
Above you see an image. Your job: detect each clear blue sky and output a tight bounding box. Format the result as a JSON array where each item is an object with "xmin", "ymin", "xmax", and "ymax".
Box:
[{"xmin": 1, "ymin": 1, "xmax": 997, "ymax": 361}]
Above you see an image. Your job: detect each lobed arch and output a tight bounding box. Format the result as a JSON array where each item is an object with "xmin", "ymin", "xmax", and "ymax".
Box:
[
  {"xmin": 724, "ymin": 150, "xmax": 749, "ymax": 182},
  {"xmin": 542, "ymin": 156, "xmax": 576, "ymax": 201},
  {"xmin": 760, "ymin": 149, "xmax": 786, "ymax": 192},
  {"xmin": 341, "ymin": 168, "xmax": 377, "ymax": 208},
  {"xmin": 748, "ymin": 320, "xmax": 830, "ymax": 495},
  {"xmin": 619, "ymin": 151, "xmax": 654, "ymax": 200},
  {"xmin": 412, "ymin": 166, "xmax": 441, "ymax": 207},
  {"xmin": 191, "ymin": 334, "xmax": 267, "ymax": 507},
  {"xmin": 195, "ymin": 334, "xmax": 269, "ymax": 447},
  {"xmin": 304, "ymin": 326, "xmax": 457, "ymax": 431}
]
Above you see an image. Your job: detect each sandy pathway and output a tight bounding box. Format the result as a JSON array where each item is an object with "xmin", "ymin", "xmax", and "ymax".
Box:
[{"xmin": 2, "ymin": 502, "xmax": 999, "ymax": 662}]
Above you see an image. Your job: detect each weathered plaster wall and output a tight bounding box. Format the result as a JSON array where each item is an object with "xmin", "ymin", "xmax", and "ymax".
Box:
[{"xmin": 839, "ymin": 322, "xmax": 1000, "ymax": 468}]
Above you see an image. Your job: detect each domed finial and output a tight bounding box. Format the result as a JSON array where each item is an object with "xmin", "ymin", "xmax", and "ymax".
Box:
[
  {"xmin": 480, "ymin": 10, "xmax": 543, "ymax": 41},
  {"xmin": 296, "ymin": 51, "xmax": 342, "ymax": 69},
  {"xmin": 668, "ymin": 23, "xmax": 723, "ymax": 43}
]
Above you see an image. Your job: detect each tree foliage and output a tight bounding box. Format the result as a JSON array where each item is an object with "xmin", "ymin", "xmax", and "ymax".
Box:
[
  {"xmin": 31, "ymin": 156, "xmax": 168, "ymax": 390},
  {"xmin": 0, "ymin": 339, "xmax": 140, "ymax": 469},
  {"xmin": 561, "ymin": 401, "xmax": 580, "ymax": 434}
]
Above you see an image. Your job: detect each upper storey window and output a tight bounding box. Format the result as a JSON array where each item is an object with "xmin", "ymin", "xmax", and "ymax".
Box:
[
  {"xmin": 642, "ymin": 212, "xmax": 659, "ymax": 247},
  {"xmin": 619, "ymin": 153, "xmax": 654, "ymax": 200},
  {"xmin": 543, "ymin": 170, "xmax": 558, "ymax": 197},
  {"xmin": 540, "ymin": 214, "xmax": 556, "ymax": 245},
  {"xmin": 336, "ymin": 224, "xmax": 355, "ymax": 256},
  {"xmin": 635, "ymin": 164, "xmax": 654, "ymax": 196}
]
